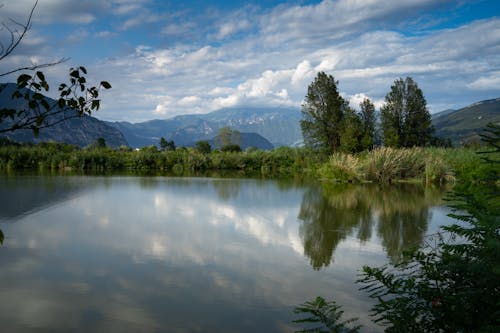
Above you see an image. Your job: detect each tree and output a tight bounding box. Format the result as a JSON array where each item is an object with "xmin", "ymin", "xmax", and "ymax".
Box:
[
  {"xmin": 216, "ymin": 126, "xmax": 240, "ymax": 149},
  {"xmin": 294, "ymin": 125, "xmax": 500, "ymax": 332},
  {"xmin": 380, "ymin": 77, "xmax": 433, "ymax": 147},
  {"xmin": 339, "ymin": 108, "xmax": 363, "ymax": 153},
  {"xmin": 195, "ymin": 140, "xmax": 211, "ymax": 154},
  {"xmin": 96, "ymin": 137, "xmax": 106, "ymax": 149},
  {"xmin": 359, "ymin": 98, "xmax": 377, "ymax": 150},
  {"xmin": 159, "ymin": 137, "xmax": 175, "ymax": 151},
  {"xmin": 301, "ymin": 72, "xmax": 347, "ymax": 153},
  {"xmin": 0, "ymin": 1, "xmax": 111, "ymax": 136}
]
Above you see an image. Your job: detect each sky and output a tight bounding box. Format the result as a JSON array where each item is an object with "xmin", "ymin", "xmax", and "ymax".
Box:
[{"xmin": 0, "ymin": 0, "xmax": 499, "ymax": 123}]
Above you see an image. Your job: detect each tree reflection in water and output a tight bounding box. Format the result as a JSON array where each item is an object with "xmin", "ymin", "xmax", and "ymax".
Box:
[{"xmin": 298, "ymin": 183, "xmax": 445, "ymax": 269}]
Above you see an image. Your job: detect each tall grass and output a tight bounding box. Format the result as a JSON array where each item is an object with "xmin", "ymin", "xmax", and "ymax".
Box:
[
  {"xmin": 318, "ymin": 147, "xmax": 479, "ymax": 184},
  {"xmin": 0, "ymin": 143, "xmax": 482, "ymax": 183}
]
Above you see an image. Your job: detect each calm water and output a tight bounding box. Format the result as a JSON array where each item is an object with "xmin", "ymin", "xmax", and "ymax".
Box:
[{"xmin": 0, "ymin": 175, "xmax": 456, "ymax": 333}]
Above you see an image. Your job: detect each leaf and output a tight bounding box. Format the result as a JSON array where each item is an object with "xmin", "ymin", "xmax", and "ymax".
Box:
[
  {"xmin": 100, "ymin": 81, "xmax": 112, "ymax": 89},
  {"xmin": 36, "ymin": 115, "xmax": 45, "ymax": 126},
  {"xmin": 70, "ymin": 69, "xmax": 80, "ymax": 78},
  {"xmin": 0, "ymin": 229, "xmax": 3, "ymax": 245},
  {"xmin": 79, "ymin": 66, "xmax": 87, "ymax": 74},
  {"xmin": 17, "ymin": 74, "xmax": 32, "ymax": 87},
  {"xmin": 36, "ymin": 71, "xmax": 46, "ymax": 82},
  {"xmin": 91, "ymin": 99, "xmax": 100, "ymax": 110},
  {"xmin": 28, "ymin": 100, "xmax": 38, "ymax": 109},
  {"xmin": 41, "ymin": 99, "xmax": 50, "ymax": 111}
]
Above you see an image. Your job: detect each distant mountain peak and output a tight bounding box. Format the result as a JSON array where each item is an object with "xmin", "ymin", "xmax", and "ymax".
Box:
[
  {"xmin": 107, "ymin": 106, "xmax": 302, "ymax": 148},
  {"xmin": 433, "ymin": 96, "xmax": 500, "ymax": 145}
]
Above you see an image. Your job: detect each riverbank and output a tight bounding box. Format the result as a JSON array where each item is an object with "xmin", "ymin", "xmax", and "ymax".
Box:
[{"xmin": 0, "ymin": 142, "xmax": 489, "ymax": 184}]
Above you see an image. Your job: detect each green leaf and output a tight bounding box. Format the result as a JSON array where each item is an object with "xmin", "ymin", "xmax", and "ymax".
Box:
[
  {"xmin": 28, "ymin": 100, "xmax": 38, "ymax": 109},
  {"xmin": 17, "ymin": 74, "xmax": 32, "ymax": 87},
  {"xmin": 79, "ymin": 66, "xmax": 87, "ymax": 74},
  {"xmin": 100, "ymin": 81, "xmax": 112, "ymax": 89},
  {"xmin": 36, "ymin": 71, "xmax": 46, "ymax": 82},
  {"xmin": 41, "ymin": 99, "xmax": 50, "ymax": 111},
  {"xmin": 36, "ymin": 115, "xmax": 45, "ymax": 126},
  {"xmin": 91, "ymin": 99, "xmax": 100, "ymax": 110}
]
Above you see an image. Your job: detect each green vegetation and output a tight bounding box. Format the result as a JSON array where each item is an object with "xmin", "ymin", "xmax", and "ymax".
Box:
[
  {"xmin": 0, "ymin": 141, "xmax": 322, "ymax": 176},
  {"xmin": 300, "ymin": 73, "xmax": 438, "ymax": 155},
  {"xmin": 0, "ymin": 137, "xmax": 487, "ymax": 185},
  {"xmin": 301, "ymin": 72, "xmax": 347, "ymax": 153},
  {"xmin": 293, "ymin": 297, "xmax": 360, "ymax": 333},
  {"xmin": 294, "ymin": 124, "xmax": 500, "ymax": 333},
  {"xmin": 0, "ymin": 139, "xmax": 486, "ymax": 185},
  {"xmin": 381, "ymin": 77, "xmax": 433, "ymax": 147}
]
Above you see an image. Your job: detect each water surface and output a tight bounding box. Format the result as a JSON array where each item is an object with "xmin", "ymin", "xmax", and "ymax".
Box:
[{"xmin": 0, "ymin": 175, "xmax": 455, "ymax": 332}]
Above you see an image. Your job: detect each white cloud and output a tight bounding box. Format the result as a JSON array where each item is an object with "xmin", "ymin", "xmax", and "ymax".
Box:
[
  {"xmin": 8, "ymin": 0, "xmax": 494, "ymax": 121},
  {"xmin": 467, "ymin": 72, "xmax": 500, "ymax": 90}
]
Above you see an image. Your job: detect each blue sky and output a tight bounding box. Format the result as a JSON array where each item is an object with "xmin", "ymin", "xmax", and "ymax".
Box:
[{"xmin": 0, "ymin": 0, "xmax": 499, "ymax": 122}]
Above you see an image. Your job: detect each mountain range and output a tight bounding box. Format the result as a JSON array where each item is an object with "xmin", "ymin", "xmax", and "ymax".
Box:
[
  {"xmin": 106, "ymin": 107, "xmax": 302, "ymax": 149},
  {"xmin": 1, "ymin": 82, "xmax": 498, "ymax": 148},
  {"xmin": 432, "ymin": 97, "xmax": 500, "ymax": 145},
  {"xmin": 0, "ymin": 83, "xmax": 128, "ymax": 148}
]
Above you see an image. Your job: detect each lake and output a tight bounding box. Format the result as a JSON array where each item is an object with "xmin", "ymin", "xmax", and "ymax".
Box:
[{"xmin": 0, "ymin": 175, "xmax": 456, "ymax": 332}]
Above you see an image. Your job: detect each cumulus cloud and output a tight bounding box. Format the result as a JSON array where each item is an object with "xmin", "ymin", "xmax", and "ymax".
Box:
[
  {"xmin": 467, "ymin": 72, "xmax": 500, "ymax": 90},
  {"xmin": 2, "ymin": 0, "xmax": 497, "ymax": 121}
]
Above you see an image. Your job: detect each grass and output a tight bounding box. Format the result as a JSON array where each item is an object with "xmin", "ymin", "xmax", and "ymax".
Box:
[{"xmin": 317, "ymin": 147, "xmax": 484, "ymax": 184}]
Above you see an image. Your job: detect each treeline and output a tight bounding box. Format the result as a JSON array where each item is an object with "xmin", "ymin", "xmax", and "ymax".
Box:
[
  {"xmin": 0, "ymin": 138, "xmax": 487, "ymax": 184},
  {"xmin": 0, "ymin": 139, "xmax": 321, "ymax": 176},
  {"xmin": 301, "ymin": 73, "xmax": 451, "ymax": 154}
]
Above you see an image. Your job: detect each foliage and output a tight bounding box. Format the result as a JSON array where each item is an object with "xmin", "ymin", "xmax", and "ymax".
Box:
[
  {"xmin": 318, "ymin": 152, "xmax": 361, "ymax": 181},
  {"xmin": 195, "ymin": 140, "xmax": 212, "ymax": 154},
  {"xmin": 301, "ymin": 72, "xmax": 346, "ymax": 153},
  {"xmin": 339, "ymin": 108, "xmax": 364, "ymax": 153},
  {"xmin": 220, "ymin": 144, "xmax": 242, "ymax": 152},
  {"xmin": 295, "ymin": 124, "xmax": 500, "ymax": 332},
  {"xmin": 293, "ymin": 297, "xmax": 361, "ymax": 333},
  {"xmin": 159, "ymin": 137, "xmax": 175, "ymax": 151},
  {"xmin": 0, "ymin": 142, "xmax": 321, "ymax": 176},
  {"xmin": 216, "ymin": 126, "xmax": 241, "ymax": 149},
  {"xmin": 0, "ymin": 1, "xmax": 111, "ymax": 136},
  {"xmin": 380, "ymin": 77, "xmax": 433, "ymax": 148},
  {"xmin": 359, "ymin": 98, "xmax": 377, "ymax": 150}
]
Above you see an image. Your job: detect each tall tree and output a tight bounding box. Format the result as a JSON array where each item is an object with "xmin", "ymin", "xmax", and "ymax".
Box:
[
  {"xmin": 159, "ymin": 137, "xmax": 175, "ymax": 151},
  {"xmin": 381, "ymin": 77, "xmax": 433, "ymax": 147},
  {"xmin": 359, "ymin": 98, "xmax": 377, "ymax": 150},
  {"xmin": 340, "ymin": 108, "xmax": 363, "ymax": 153},
  {"xmin": 216, "ymin": 126, "xmax": 240, "ymax": 149},
  {"xmin": 301, "ymin": 72, "xmax": 346, "ymax": 153}
]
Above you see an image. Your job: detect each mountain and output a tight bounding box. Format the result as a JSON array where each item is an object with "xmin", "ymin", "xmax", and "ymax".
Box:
[
  {"xmin": 107, "ymin": 107, "xmax": 302, "ymax": 148},
  {"xmin": 0, "ymin": 83, "xmax": 128, "ymax": 148},
  {"xmin": 432, "ymin": 98, "xmax": 500, "ymax": 145},
  {"xmin": 207, "ymin": 132, "xmax": 274, "ymax": 150}
]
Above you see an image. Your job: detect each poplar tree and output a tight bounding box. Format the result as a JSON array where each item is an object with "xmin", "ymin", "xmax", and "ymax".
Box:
[
  {"xmin": 359, "ymin": 98, "xmax": 377, "ymax": 150},
  {"xmin": 300, "ymin": 72, "xmax": 346, "ymax": 153},
  {"xmin": 381, "ymin": 77, "xmax": 433, "ymax": 147}
]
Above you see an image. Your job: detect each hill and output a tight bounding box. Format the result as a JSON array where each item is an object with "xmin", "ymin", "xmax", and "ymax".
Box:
[
  {"xmin": 0, "ymin": 83, "xmax": 128, "ymax": 148},
  {"xmin": 107, "ymin": 107, "xmax": 302, "ymax": 148},
  {"xmin": 432, "ymin": 98, "xmax": 500, "ymax": 145},
  {"xmin": 206, "ymin": 132, "xmax": 274, "ymax": 150}
]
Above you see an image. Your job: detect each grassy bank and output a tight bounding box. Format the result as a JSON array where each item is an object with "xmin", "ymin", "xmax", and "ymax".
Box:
[
  {"xmin": 0, "ymin": 142, "xmax": 489, "ymax": 184},
  {"xmin": 317, "ymin": 146, "xmax": 489, "ymax": 184},
  {"xmin": 0, "ymin": 143, "xmax": 321, "ymax": 177}
]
